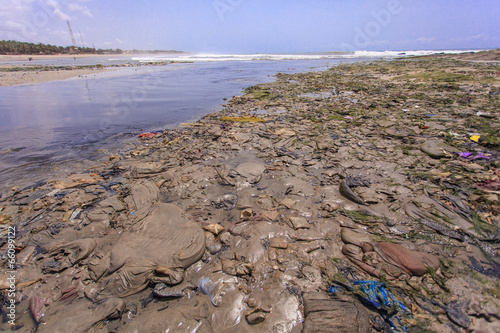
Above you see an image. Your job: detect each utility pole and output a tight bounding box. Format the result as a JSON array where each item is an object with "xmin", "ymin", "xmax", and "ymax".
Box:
[{"xmin": 67, "ymin": 20, "xmax": 77, "ymax": 46}]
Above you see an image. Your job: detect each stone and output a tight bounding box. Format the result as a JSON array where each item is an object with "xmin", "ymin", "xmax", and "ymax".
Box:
[
  {"xmin": 240, "ymin": 209, "xmax": 253, "ymax": 220},
  {"xmin": 279, "ymin": 198, "xmax": 297, "ymax": 209},
  {"xmin": 207, "ymin": 242, "xmax": 222, "ymax": 255},
  {"xmin": 274, "ymin": 128, "xmax": 296, "ymax": 136},
  {"xmin": 270, "ymin": 237, "xmax": 288, "ymax": 249},
  {"xmin": 302, "ymin": 292, "xmax": 370, "ymax": 333},
  {"xmin": 229, "ymin": 162, "xmax": 267, "ymax": 184},
  {"xmin": 288, "ymin": 216, "xmax": 310, "ymax": 229},
  {"xmin": 204, "ymin": 224, "xmax": 224, "ymax": 235},
  {"xmin": 131, "ymin": 162, "xmax": 167, "ymax": 177},
  {"xmin": 0, "ymin": 214, "xmax": 12, "ymax": 225},
  {"xmin": 261, "ymin": 210, "xmax": 279, "ymax": 221},
  {"xmin": 341, "ymin": 228, "xmax": 440, "ymax": 278},
  {"xmin": 375, "ymin": 241, "xmax": 440, "ymax": 276},
  {"xmin": 421, "ymin": 140, "xmax": 458, "ymax": 158},
  {"xmin": 54, "ymin": 173, "xmax": 103, "ymax": 189}
]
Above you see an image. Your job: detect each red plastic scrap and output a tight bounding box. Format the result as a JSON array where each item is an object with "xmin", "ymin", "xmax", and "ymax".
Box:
[{"xmin": 138, "ymin": 132, "xmax": 161, "ymax": 139}]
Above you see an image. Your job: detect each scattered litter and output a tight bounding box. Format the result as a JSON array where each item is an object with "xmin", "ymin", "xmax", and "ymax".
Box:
[
  {"xmin": 138, "ymin": 131, "xmax": 162, "ymax": 139},
  {"xmin": 211, "ymin": 193, "xmax": 238, "ymax": 211},
  {"xmin": 456, "ymin": 152, "xmax": 491, "ymax": 160},
  {"xmin": 476, "ymin": 111, "xmax": 495, "ymax": 118},
  {"xmin": 1, "ymin": 54, "xmax": 498, "ymax": 333},
  {"xmin": 470, "ymin": 135, "xmax": 480, "ymax": 142},
  {"xmin": 220, "ymin": 116, "xmax": 265, "ymax": 123},
  {"xmin": 70, "ymin": 208, "xmax": 82, "ymax": 223},
  {"xmin": 198, "ymin": 277, "xmax": 219, "ymax": 306},
  {"xmin": 331, "ymin": 280, "xmax": 410, "ymax": 332}
]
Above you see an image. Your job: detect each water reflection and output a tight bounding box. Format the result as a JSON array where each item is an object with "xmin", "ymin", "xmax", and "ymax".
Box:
[{"xmin": 0, "ymin": 58, "xmax": 368, "ymax": 191}]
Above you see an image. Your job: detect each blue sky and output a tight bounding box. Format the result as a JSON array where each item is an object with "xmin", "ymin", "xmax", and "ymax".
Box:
[{"xmin": 0, "ymin": 0, "xmax": 498, "ymax": 52}]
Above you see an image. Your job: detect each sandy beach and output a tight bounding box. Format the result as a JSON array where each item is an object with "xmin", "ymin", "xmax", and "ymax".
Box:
[
  {"xmin": 0, "ymin": 52, "xmax": 499, "ymax": 332},
  {"xmin": 0, "ymin": 67, "xmax": 111, "ymax": 86},
  {"xmin": 0, "ymin": 54, "xmax": 118, "ymax": 62},
  {"xmin": 0, "ymin": 54, "xmax": 115, "ymax": 86},
  {"xmin": 0, "ymin": 53, "xmax": 183, "ymax": 86}
]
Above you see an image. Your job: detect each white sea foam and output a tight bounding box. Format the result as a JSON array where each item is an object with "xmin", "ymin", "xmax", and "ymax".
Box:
[
  {"xmin": 132, "ymin": 49, "xmax": 487, "ymax": 63},
  {"xmin": 132, "ymin": 53, "xmax": 345, "ymax": 62}
]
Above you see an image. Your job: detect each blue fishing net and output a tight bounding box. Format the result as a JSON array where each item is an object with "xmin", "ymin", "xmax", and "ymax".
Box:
[{"xmin": 330, "ymin": 280, "xmax": 410, "ymax": 332}]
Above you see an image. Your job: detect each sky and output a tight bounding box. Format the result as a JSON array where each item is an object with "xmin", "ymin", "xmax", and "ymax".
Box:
[{"xmin": 0, "ymin": 0, "xmax": 498, "ymax": 53}]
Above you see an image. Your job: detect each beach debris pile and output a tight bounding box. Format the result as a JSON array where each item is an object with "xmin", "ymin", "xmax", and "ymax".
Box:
[{"xmin": 0, "ymin": 55, "xmax": 499, "ymax": 332}]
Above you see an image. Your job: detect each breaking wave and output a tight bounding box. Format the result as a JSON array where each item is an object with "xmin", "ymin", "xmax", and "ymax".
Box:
[{"xmin": 133, "ymin": 49, "xmax": 486, "ymax": 63}]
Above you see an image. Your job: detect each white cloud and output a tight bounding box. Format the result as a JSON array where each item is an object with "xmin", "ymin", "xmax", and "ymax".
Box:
[
  {"xmin": 0, "ymin": 0, "xmax": 37, "ymax": 40},
  {"xmin": 0, "ymin": 0, "xmax": 35, "ymax": 23},
  {"xmin": 68, "ymin": 3, "xmax": 93, "ymax": 18},
  {"xmin": 0, "ymin": 0, "xmax": 35, "ymax": 15},
  {"xmin": 45, "ymin": 0, "xmax": 72, "ymax": 21}
]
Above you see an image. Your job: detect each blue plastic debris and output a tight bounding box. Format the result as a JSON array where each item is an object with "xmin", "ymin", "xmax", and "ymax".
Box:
[
  {"xmin": 329, "ymin": 285, "xmax": 343, "ymax": 293},
  {"xmin": 330, "ymin": 280, "xmax": 410, "ymax": 332},
  {"xmin": 198, "ymin": 277, "xmax": 219, "ymax": 306},
  {"xmin": 353, "ymin": 281, "xmax": 409, "ymax": 312},
  {"xmin": 54, "ymin": 192, "xmax": 67, "ymax": 199}
]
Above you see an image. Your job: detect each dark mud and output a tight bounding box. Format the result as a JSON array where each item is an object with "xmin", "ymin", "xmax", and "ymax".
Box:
[{"xmin": 0, "ymin": 54, "xmax": 499, "ymax": 332}]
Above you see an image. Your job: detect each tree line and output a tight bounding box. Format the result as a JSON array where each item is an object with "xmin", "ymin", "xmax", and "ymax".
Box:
[{"xmin": 0, "ymin": 40, "xmax": 123, "ymax": 55}]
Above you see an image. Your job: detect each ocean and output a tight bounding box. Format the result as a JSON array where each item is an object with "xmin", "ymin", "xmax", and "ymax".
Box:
[{"xmin": 0, "ymin": 50, "xmax": 483, "ymax": 191}]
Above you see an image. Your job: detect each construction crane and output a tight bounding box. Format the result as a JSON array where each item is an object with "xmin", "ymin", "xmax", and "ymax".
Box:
[
  {"xmin": 79, "ymin": 30, "xmax": 85, "ymax": 48},
  {"xmin": 67, "ymin": 20, "xmax": 77, "ymax": 46}
]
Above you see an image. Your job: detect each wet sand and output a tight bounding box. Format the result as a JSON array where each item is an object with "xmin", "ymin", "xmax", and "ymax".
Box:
[
  {"xmin": 0, "ymin": 53, "xmax": 117, "ymax": 62},
  {"xmin": 0, "ymin": 53, "xmax": 184, "ymax": 86},
  {"xmin": 0, "ymin": 54, "xmax": 115, "ymax": 86},
  {"xmin": 0, "ymin": 67, "xmax": 111, "ymax": 86},
  {"xmin": 0, "ymin": 52, "xmax": 499, "ymax": 332}
]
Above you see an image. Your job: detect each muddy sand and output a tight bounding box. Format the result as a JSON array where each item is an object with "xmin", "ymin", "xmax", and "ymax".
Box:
[
  {"xmin": 0, "ymin": 67, "xmax": 112, "ymax": 86},
  {"xmin": 0, "ymin": 54, "xmax": 499, "ymax": 332},
  {"xmin": 0, "ymin": 53, "xmax": 183, "ymax": 86},
  {"xmin": 0, "ymin": 54, "xmax": 111, "ymax": 86}
]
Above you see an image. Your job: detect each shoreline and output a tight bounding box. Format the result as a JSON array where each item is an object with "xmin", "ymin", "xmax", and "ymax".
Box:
[
  {"xmin": 0, "ymin": 53, "xmax": 115, "ymax": 62},
  {"xmin": 1, "ymin": 49, "xmax": 498, "ymax": 87},
  {"xmin": 0, "ymin": 54, "xmax": 116, "ymax": 86},
  {"xmin": 0, "ymin": 66, "xmax": 112, "ymax": 86},
  {"xmin": 0, "ymin": 52, "xmax": 187, "ymax": 62},
  {"xmin": 0, "ymin": 61, "xmax": 183, "ymax": 87},
  {"xmin": 0, "ymin": 52, "xmax": 499, "ymax": 332}
]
